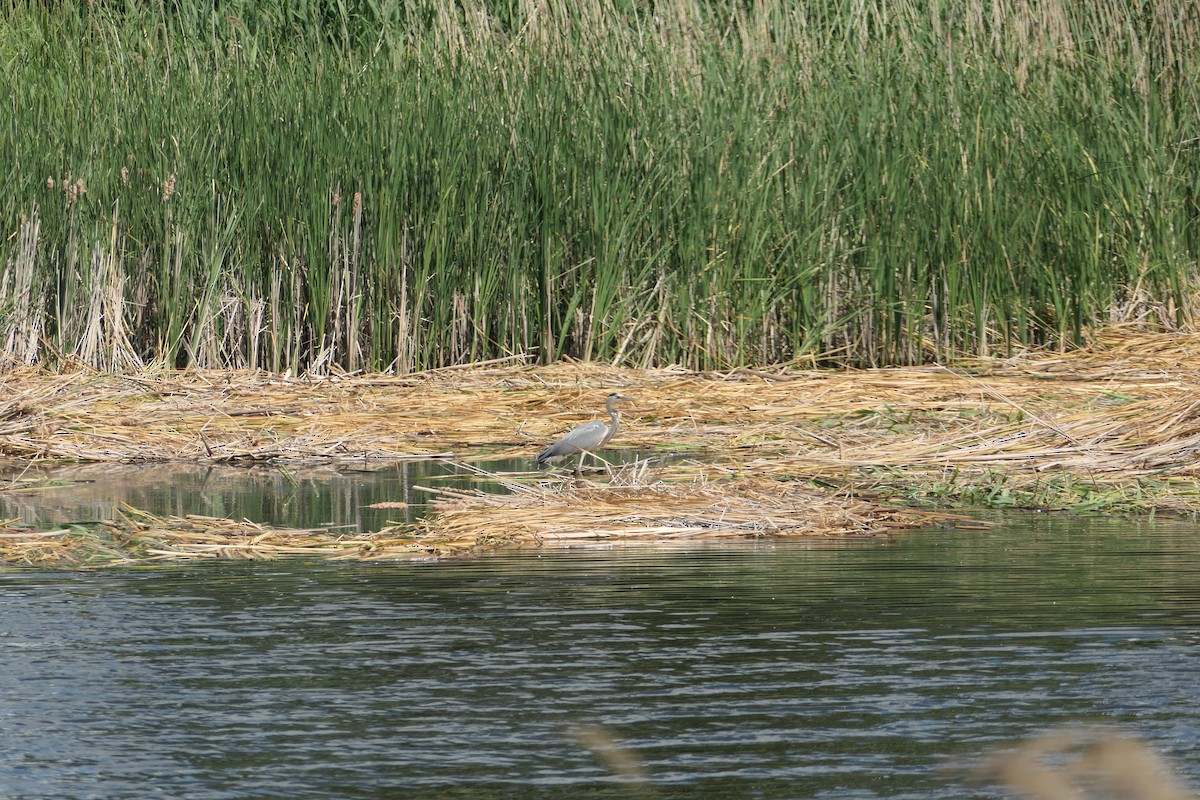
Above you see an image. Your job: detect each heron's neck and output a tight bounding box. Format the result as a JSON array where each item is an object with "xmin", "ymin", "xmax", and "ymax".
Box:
[{"xmin": 606, "ymin": 400, "xmax": 620, "ymax": 437}]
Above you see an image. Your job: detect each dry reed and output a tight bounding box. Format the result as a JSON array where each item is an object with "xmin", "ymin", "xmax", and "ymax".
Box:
[
  {"xmin": 0, "ymin": 505, "xmax": 463, "ymax": 567},
  {"xmin": 0, "ymin": 476, "xmax": 964, "ymax": 567},
  {"xmin": 974, "ymin": 728, "xmax": 1195, "ymax": 800},
  {"xmin": 412, "ymin": 475, "xmax": 968, "ymax": 545},
  {"xmin": 570, "ymin": 723, "xmax": 1197, "ymax": 799},
  {"xmin": 4, "ymin": 327, "xmax": 1200, "ymax": 565},
  {"xmin": 2, "ymin": 326, "xmax": 1199, "ymax": 484}
]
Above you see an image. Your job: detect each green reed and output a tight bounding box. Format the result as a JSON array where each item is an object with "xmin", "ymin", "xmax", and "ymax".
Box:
[{"xmin": 1, "ymin": 0, "xmax": 1197, "ymax": 371}]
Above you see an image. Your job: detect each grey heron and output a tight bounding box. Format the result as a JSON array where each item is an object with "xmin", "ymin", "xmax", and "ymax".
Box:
[{"xmin": 536, "ymin": 392, "xmax": 631, "ymax": 476}]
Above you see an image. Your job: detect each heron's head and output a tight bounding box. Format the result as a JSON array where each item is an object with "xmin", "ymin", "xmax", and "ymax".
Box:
[{"xmin": 606, "ymin": 392, "xmax": 632, "ymax": 404}]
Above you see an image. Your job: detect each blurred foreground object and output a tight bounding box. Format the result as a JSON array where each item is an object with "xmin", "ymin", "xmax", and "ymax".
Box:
[{"xmin": 977, "ymin": 728, "xmax": 1194, "ymax": 800}]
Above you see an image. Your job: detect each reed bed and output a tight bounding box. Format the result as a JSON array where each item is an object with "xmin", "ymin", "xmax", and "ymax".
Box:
[
  {"xmin": 0, "ymin": 326, "xmax": 1196, "ymax": 517},
  {"xmin": 5, "ymin": 329, "xmax": 1200, "ymax": 564},
  {"xmin": 0, "ymin": 478, "xmax": 967, "ymax": 567},
  {"xmin": 2, "ymin": 1, "xmax": 1198, "ymax": 371},
  {"xmin": 0, "ymin": 505, "xmax": 452, "ymax": 567},
  {"xmin": 0, "ymin": 326, "xmax": 1196, "ymax": 469},
  {"xmin": 412, "ymin": 478, "xmax": 970, "ymax": 546}
]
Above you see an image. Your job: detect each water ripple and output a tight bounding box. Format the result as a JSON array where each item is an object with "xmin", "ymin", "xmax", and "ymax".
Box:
[{"xmin": 1, "ymin": 514, "xmax": 1200, "ymax": 798}]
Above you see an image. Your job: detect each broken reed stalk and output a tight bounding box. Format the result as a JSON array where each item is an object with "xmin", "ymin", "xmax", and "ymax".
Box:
[
  {"xmin": 0, "ymin": 505, "xmax": 455, "ymax": 567},
  {"xmin": 0, "ymin": 475, "xmax": 972, "ymax": 567},
  {"xmin": 2, "ymin": 327, "xmax": 1200, "ymax": 481},
  {"xmin": 4, "ymin": 327, "xmax": 1200, "ymax": 567},
  {"xmin": 412, "ymin": 478, "xmax": 972, "ymax": 545}
]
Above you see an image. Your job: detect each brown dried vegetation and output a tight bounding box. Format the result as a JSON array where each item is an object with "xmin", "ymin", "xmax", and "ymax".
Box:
[{"xmin": 3, "ymin": 327, "xmax": 1200, "ymax": 565}]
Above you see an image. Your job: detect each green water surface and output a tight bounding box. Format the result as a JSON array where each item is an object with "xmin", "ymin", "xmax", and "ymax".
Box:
[{"xmin": 1, "ymin": 488, "xmax": 1198, "ymax": 798}]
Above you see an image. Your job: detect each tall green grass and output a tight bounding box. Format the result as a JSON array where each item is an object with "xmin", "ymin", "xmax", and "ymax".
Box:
[{"xmin": 1, "ymin": 0, "xmax": 1197, "ymax": 371}]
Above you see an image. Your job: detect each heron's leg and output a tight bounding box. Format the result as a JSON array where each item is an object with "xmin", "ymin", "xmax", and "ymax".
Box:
[{"xmin": 575, "ymin": 452, "xmax": 584, "ymax": 477}]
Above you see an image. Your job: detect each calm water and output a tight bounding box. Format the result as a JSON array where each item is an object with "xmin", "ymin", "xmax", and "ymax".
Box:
[
  {"xmin": 0, "ymin": 460, "xmax": 503, "ymax": 531},
  {"xmin": 0, "ymin": 457, "xmax": 651, "ymax": 532},
  {"xmin": 2, "ymin": 512, "xmax": 1200, "ymax": 799}
]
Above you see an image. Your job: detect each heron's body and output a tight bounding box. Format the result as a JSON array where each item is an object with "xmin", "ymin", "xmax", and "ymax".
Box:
[{"xmin": 536, "ymin": 393, "xmax": 629, "ymax": 475}]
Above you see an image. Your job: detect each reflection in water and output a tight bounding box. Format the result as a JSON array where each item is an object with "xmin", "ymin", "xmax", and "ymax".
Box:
[
  {"xmin": 0, "ymin": 460, "xmax": 515, "ymax": 531},
  {"xmin": 0, "ymin": 454, "xmax": 655, "ymax": 532},
  {"xmin": 1, "ymin": 515, "xmax": 1199, "ymax": 798}
]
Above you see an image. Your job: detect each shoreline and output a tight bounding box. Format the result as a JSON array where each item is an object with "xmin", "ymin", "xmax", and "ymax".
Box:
[{"xmin": 3, "ymin": 327, "xmax": 1199, "ymax": 565}]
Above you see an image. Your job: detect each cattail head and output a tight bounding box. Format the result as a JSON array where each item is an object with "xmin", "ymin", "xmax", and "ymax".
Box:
[
  {"xmin": 162, "ymin": 172, "xmax": 177, "ymax": 201},
  {"xmin": 66, "ymin": 178, "xmax": 85, "ymax": 204},
  {"xmin": 120, "ymin": 166, "xmax": 129, "ymax": 186},
  {"xmin": 46, "ymin": 176, "xmax": 54, "ymax": 191},
  {"xmin": 352, "ymin": 191, "xmax": 362, "ymax": 215}
]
